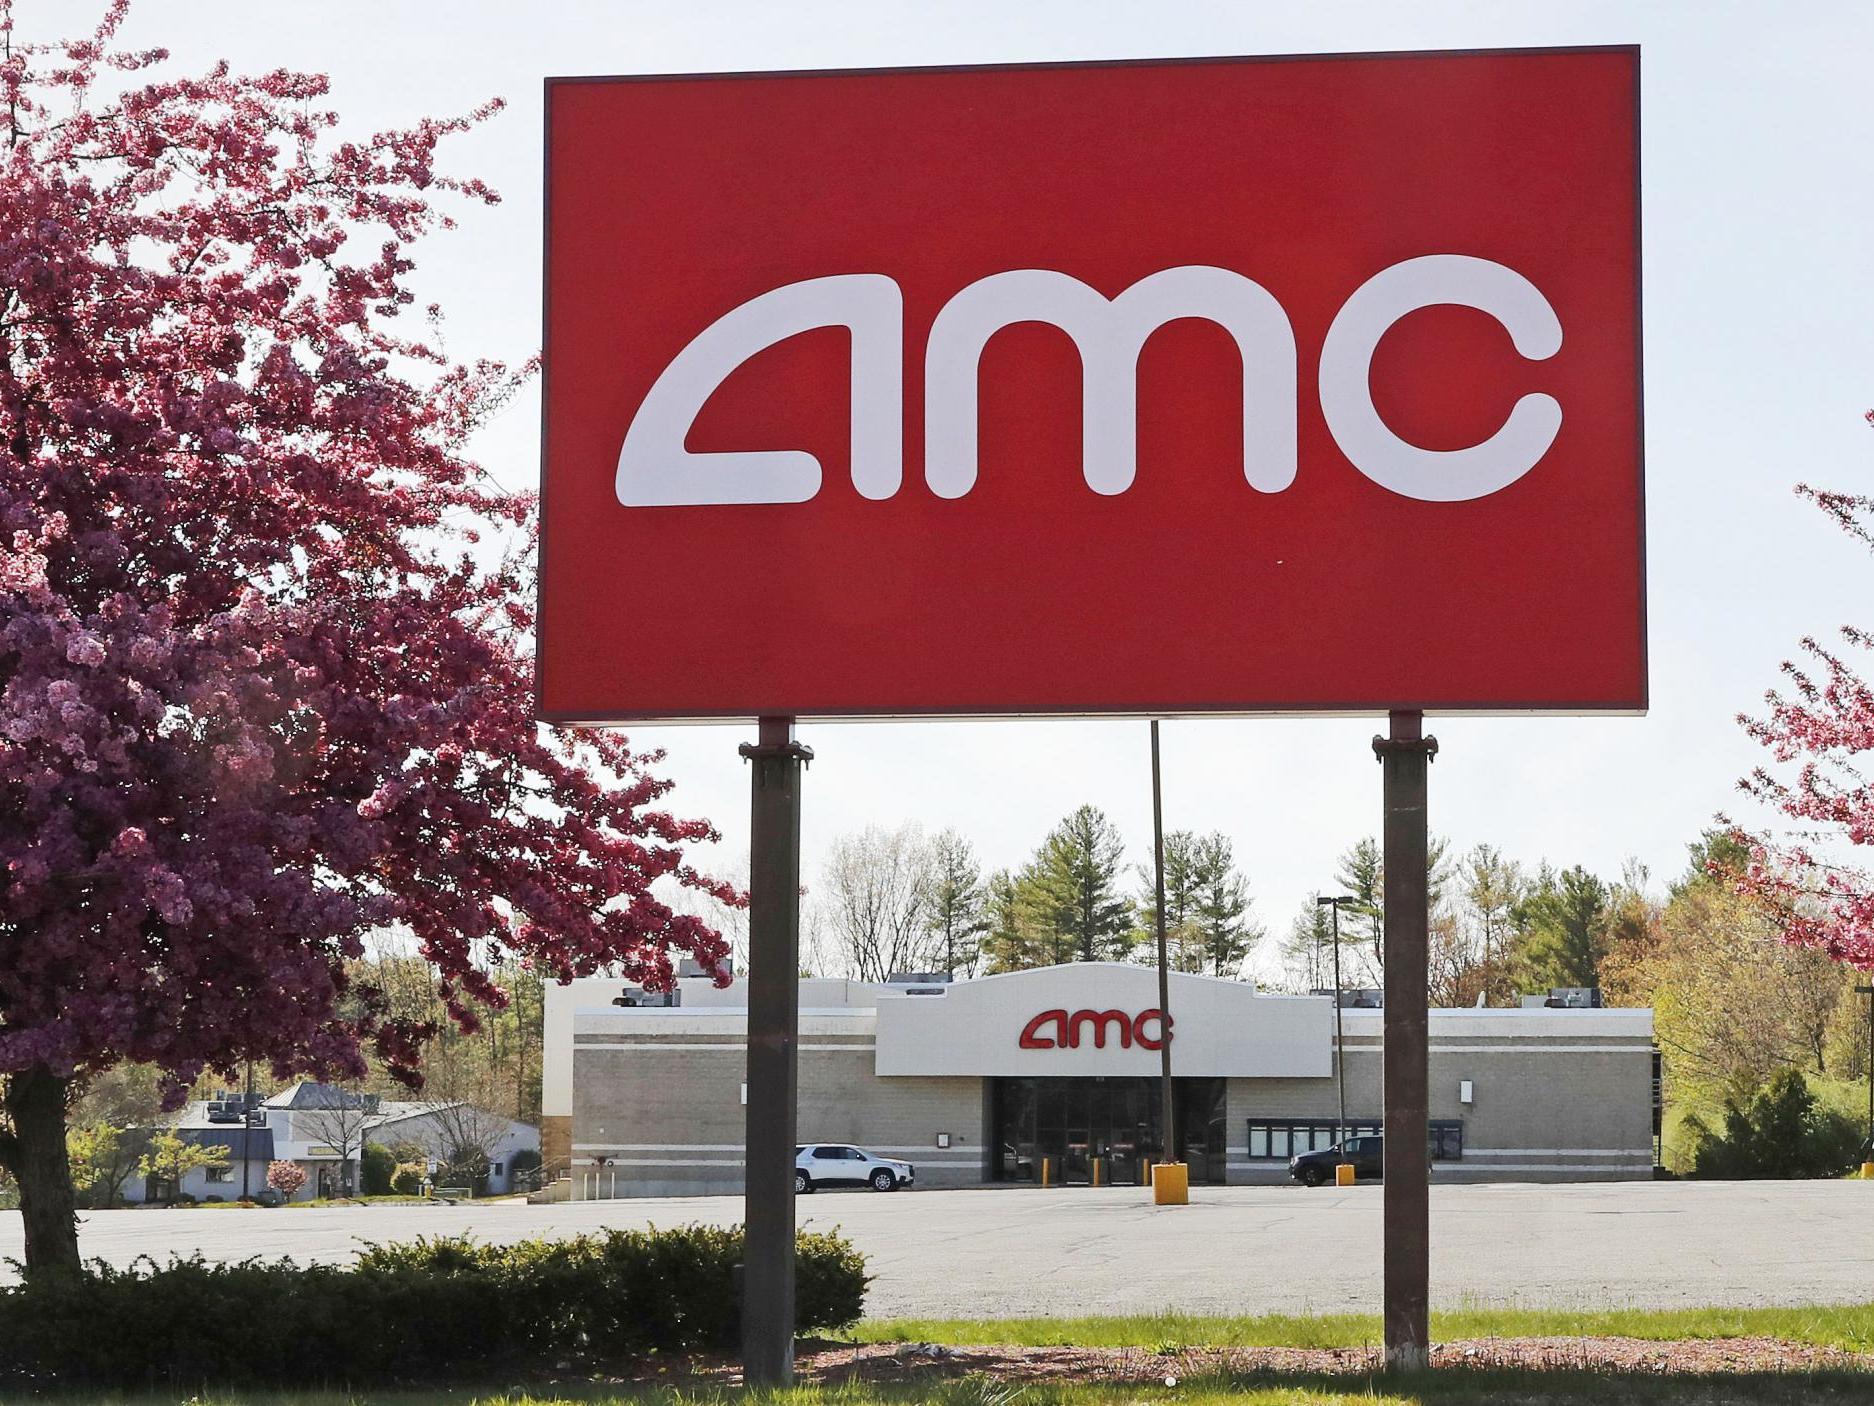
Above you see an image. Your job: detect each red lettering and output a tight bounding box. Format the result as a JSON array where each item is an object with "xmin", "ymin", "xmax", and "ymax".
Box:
[
  {"xmin": 1068, "ymin": 1009, "xmax": 1134, "ymax": 1049},
  {"xmin": 1132, "ymin": 1009, "xmax": 1173, "ymax": 1050},
  {"xmin": 1019, "ymin": 1008, "xmax": 1069, "ymax": 1049}
]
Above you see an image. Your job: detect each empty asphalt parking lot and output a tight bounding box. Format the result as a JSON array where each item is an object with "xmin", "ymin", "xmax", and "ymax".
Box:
[{"xmin": 7, "ymin": 1181, "xmax": 1873, "ymax": 1317}]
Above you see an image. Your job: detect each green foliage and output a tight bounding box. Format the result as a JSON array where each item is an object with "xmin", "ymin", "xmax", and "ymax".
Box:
[
  {"xmin": 1020, "ymin": 805, "xmax": 1136, "ymax": 964},
  {"xmin": 360, "ymin": 1140, "xmax": 396, "ymax": 1196},
  {"xmin": 0, "ymin": 1226, "xmax": 867, "ymax": 1388},
  {"xmin": 925, "ymin": 828, "xmax": 989, "ymax": 976},
  {"xmin": 136, "ymin": 1132, "xmax": 228, "ymax": 1203},
  {"xmin": 1514, "ymin": 864, "xmax": 1610, "ymax": 990},
  {"xmin": 66, "ymin": 1124, "xmax": 121, "ymax": 1206},
  {"xmin": 390, "ymin": 1161, "xmax": 426, "ymax": 1195},
  {"xmin": 1688, "ymin": 1068, "xmax": 1863, "ymax": 1179}
]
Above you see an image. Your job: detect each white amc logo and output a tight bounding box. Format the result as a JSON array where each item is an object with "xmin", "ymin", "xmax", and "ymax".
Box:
[{"xmin": 615, "ymin": 253, "xmax": 1564, "ymax": 509}]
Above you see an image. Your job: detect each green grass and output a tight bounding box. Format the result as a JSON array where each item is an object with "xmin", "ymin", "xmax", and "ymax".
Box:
[
  {"xmin": 847, "ymin": 1302, "xmax": 1874, "ymax": 1353},
  {"xmin": 9, "ymin": 1375, "xmax": 1874, "ymax": 1405},
  {"xmin": 9, "ymin": 1305, "xmax": 1874, "ymax": 1404}
]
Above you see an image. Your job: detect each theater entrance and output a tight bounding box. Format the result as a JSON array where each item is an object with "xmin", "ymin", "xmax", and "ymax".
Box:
[{"xmin": 989, "ymin": 1076, "xmax": 1227, "ymax": 1185}]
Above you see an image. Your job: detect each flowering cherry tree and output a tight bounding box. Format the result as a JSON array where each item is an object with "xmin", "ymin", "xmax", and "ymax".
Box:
[
  {"xmin": 0, "ymin": 4, "xmax": 735, "ymax": 1274},
  {"xmin": 1737, "ymin": 415, "xmax": 1874, "ymax": 970},
  {"xmin": 266, "ymin": 1160, "xmax": 308, "ymax": 1200}
]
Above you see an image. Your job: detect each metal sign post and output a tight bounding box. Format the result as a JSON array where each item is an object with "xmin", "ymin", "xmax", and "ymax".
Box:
[
  {"xmin": 1374, "ymin": 710, "xmax": 1437, "ymax": 1370},
  {"xmin": 738, "ymin": 716, "xmax": 812, "ymax": 1387}
]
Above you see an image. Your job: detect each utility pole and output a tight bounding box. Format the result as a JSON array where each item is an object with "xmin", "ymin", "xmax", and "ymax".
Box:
[
  {"xmin": 241, "ymin": 1058, "xmax": 254, "ymax": 1202},
  {"xmin": 1150, "ymin": 720, "xmax": 1174, "ymax": 1165},
  {"xmin": 1317, "ymin": 895, "xmax": 1357, "ymax": 1157}
]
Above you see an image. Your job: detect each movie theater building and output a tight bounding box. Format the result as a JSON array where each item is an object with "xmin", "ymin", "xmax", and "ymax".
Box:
[{"xmin": 542, "ymin": 964, "xmax": 1657, "ymax": 1197}]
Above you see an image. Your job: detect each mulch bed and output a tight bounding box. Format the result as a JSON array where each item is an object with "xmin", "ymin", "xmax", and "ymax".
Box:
[{"xmin": 744, "ymin": 1337, "xmax": 1874, "ymax": 1384}]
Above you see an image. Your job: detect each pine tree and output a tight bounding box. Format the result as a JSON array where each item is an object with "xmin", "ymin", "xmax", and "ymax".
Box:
[
  {"xmin": 980, "ymin": 868, "xmax": 1051, "ymax": 972},
  {"xmin": 1138, "ymin": 830, "xmax": 1204, "ymax": 971},
  {"xmin": 1025, "ymin": 806, "xmax": 1136, "ymax": 963},
  {"xmin": 1514, "ymin": 865, "xmax": 1611, "ymax": 990},
  {"xmin": 926, "ymin": 830, "xmax": 990, "ymax": 977},
  {"xmin": 1188, "ymin": 833, "xmax": 1262, "ymax": 977}
]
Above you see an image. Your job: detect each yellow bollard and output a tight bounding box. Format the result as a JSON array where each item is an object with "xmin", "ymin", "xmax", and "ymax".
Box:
[
  {"xmin": 1040, "ymin": 1156, "xmax": 1051, "ymax": 1188},
  {"xmin": 1091, "ymin": 1157, "xmax": 1102, "ymax": 1187},
  {"xmin": 1861, "ymin": 1161, "xmax": 1874, "ymax": 1180},
  {"xmin": 1336, "ymin": 1163, "xmax": 1357, "ymax": 1187},
  {"xmin": 1152, "ymin": 1162, "xmax": 1188, "ymax": 1205}
]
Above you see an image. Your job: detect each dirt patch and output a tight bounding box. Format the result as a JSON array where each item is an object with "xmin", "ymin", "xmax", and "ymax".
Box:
[{"xmin": 773, "ymin": 1337, "xmax": 1874, "ymax": 1385}]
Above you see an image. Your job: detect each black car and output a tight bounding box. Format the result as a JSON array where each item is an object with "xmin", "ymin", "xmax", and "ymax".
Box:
[{"xmin": 1289, "ymin": 1133, "xmax": 1385, "ymax": 1186}]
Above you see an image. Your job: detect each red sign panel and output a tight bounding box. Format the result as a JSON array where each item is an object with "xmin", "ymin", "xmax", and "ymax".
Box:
[{"xmin": 541, "ymin": 48, "xmax": 1642, "ymax": 721}]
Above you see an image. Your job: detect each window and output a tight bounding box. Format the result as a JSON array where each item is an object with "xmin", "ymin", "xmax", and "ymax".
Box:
[
  {"xmin": 812, "ymin": 1146, "xmax": 844, "ymax": 1159},
  {"xmin": 205, "ymin": 1165, "xmax": 233, "ymax": 1184},
  {"xmin": 489, "ymin": 1162, "xmax": 503, "ymax": 1178},
  {"xmin": 1429, "ymin": 1121, "xmax": 1464, "ymax": 1161},
  {"xmin": 1243, "ymin": 1119, "xmax": 1381, "ymax": 1160}
]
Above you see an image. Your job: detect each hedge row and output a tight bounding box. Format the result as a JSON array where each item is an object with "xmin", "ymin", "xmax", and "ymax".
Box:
[{"xmin": 0, "ymin": 1225, "xmax": 869, "ymax": 1388}]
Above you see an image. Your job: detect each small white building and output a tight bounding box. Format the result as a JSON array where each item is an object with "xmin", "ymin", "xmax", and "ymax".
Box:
[{"xmin": 141, "ymin": 1083, "xmax": 539, "ymax": 1202}]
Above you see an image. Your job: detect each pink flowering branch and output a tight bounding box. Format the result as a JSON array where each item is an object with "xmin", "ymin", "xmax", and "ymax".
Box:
[
  {"xmin": 0, "ymin": 1, "xmax": 740, "ymax": 1112},
  {"xmin": 1735, "ymin": 412, "xmax": 1874, "ymax": 968}
]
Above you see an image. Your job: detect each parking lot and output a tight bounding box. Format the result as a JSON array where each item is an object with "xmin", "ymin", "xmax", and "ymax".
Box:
[{"xmin": 8, "ymin": 1180, "xmax": 1872, "ymax": 1318}]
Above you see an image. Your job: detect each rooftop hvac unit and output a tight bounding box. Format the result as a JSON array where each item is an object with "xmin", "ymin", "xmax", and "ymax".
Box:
[
  {"xmin": 884, "ymin": 971, "xmax": 951, "ymax": 985},
  {"xmin": 1309, "ymin": 988, "xmax": 1383, "ymax": 1008},
  {"xmin": 1549, "ymin": 986, "xmax": 1604, "ymax": 1008},
  {"xmin": 612, "ymin": 987, "xmax": 679, "ymax": 1008}
]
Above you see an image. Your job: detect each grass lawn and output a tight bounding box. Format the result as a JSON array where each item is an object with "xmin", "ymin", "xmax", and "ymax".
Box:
[
  {"xmin": 14, "ymin": 1376, "xmax": 1874, "ymax": 1405},
  {"xmin": 847, "ymin": 1302, "xmax": 1874, "ymax": 1353},
  {"xmin": 10, "ymin": 1306, "xmax": 1874, "ymax": 1405}
]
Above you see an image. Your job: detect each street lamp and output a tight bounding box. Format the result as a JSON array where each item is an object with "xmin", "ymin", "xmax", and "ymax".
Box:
[{"xmin": 1317, "ymin": 895, "xmax": 1359, "ymax": 1161}]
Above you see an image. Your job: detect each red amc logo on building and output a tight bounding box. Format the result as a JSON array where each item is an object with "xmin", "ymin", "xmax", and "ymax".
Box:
[
  {"xmin": 1019, "ymin": 1008, "xmax": 1172, "ymax": 1051},
  {"xmin": 541, "ymin": 47, "xmax": 1643, "ymax": 722}
]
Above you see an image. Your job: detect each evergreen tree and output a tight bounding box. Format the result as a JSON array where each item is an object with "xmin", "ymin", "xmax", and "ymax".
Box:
[
  {"xmin": 1514, "ymin": 865, "xmax": 1611, "ymax": 990},
  {"xmin": 1138, "ymin": 830, "xmax": 1204, "ymax": 971},
  {"xmin": 1025, "ymin": 806, "xmax": 1136, "ymax": 963},
  {"xmin": 926, "ymin": 830, "xmax": 990, "ymax": 977},
  {"xmin": 980, "ymin": 868, "xmax": 1051, "ymax": 972},
  {"xmin": 1188, "ymin": 833, "xmax": 1262, "ymax": 977}
]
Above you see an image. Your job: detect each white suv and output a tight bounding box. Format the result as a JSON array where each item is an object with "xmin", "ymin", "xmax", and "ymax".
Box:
[{"xmin": 794, "ymin": 1143, "xmax": 914, "ymax": 1193}]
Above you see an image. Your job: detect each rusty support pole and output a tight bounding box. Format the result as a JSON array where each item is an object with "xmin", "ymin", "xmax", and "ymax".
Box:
[
  {"xmin": 739, "ymin": 716, "xmax": 812, "ymax": 1387},
  {"xmin": 1151, "ymin": 720, "xmax": 1174, "ymax": 1164},
  {"xmin": 1374, "ymin": 709, "xmax": 1437, "ymax": 1371}
]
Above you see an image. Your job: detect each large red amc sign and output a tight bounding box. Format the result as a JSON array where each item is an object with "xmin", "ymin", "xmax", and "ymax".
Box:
[{"xmin": 540, "ymin": 48, "xmax": 1642, "ymax": 722}]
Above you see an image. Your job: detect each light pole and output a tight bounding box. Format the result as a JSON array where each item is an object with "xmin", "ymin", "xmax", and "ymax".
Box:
[
  {"xmin": 1150, "ymin": 721, "xmax": 1174, "ymax": 1168},
  {"xmin": 1317, "ymin": 895, "xmax": 1358, "ymax": 1160}
]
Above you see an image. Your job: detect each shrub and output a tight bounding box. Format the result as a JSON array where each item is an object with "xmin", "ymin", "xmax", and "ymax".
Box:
[
  {"xmin": 390, "ymin": 1161, "xmax": 425, "ymax": 1196},
  {"xmin": 360, "ymin": 1141, "xmax": 396, "ymax": 1196},
  {"xmin": 1689, "ymin": 1068, "xmax": 1863, "ymax": 1178},
  {"xmin": 0, "ymin": 1225, "xmax": 868, "ymax": 1388}
]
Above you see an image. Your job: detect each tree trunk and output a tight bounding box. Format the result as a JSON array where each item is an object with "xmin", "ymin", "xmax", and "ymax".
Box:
[{"xmin": 2, "ymin": 1066, "xmax": 81, "ymax": 1278}]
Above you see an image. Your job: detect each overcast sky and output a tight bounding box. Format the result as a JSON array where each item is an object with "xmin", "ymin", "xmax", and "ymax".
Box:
[{"xmin": 43, "ymin": 1, "xmax": 1874, "ymax": 981}]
